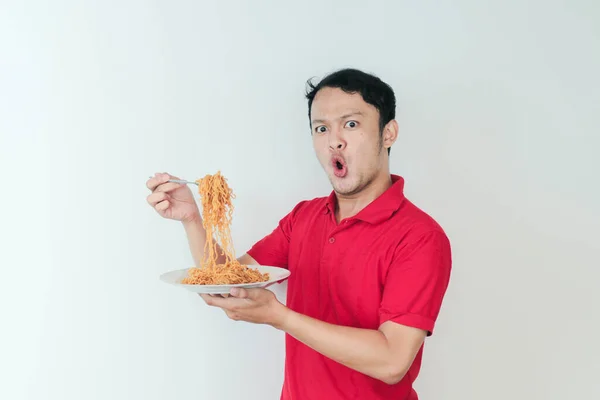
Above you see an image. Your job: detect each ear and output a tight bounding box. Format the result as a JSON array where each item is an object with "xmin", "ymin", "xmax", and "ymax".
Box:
[{"xmin": 382, "ymin": 120, "xmax": 399, "ymax": 150}]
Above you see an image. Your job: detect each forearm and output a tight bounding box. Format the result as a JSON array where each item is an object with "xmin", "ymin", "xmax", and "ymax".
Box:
[
  {"xmin": 182, "ymin": 217, "xmax": 227, "ymax": 267},
  {"xmin": 278, "ymin": 310, "xmax": 405, "ymax": 384}
]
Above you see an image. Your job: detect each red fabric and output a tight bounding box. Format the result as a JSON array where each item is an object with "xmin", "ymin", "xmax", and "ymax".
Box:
[{"xmin": 247, "ymin": 175, "xmax": 452, "ymax": 400}]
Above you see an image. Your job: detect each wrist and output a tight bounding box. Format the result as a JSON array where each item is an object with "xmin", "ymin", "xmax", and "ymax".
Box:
[
  {"xmin": 182, "ymin": 213, "xmax": 202, "ymax": 229},
  {"xmin": 271, "ymin": 302, "xmax": 294, "ymax": 331}
]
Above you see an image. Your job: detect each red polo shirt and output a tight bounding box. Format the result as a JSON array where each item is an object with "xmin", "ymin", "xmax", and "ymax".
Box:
[{"xmin": 247, "ymin": 175, "xmax": 451, "ymax": 400}]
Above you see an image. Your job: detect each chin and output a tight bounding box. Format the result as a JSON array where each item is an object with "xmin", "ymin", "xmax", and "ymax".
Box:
[{"xmin": 329, "ymin": 175, "xmax": 360, "ymax": 195}]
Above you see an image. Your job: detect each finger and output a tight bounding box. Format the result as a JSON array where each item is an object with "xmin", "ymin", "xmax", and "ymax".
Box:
[
  {"xmin": 147, "ymin": 172, "xmax": 180, "ymax": 191},
  {"xmin": 154, "ymin": 182, "xmax": 183, "ymax": 193},
  {"xmin": 225, "ymin": 310, "xmax": 240, "ymax": 321},
  {"xmin": 209, "ymin": 296, "xmax": 248, "ymax": 310},
  {"xmin": 201, "ymin": 294, "xmax": 228, "ymax": 308},
  {"xmin": 230, "ymin": 287, "xmax": 249, "ymax": 299},
  {"xmin": 199, "ymin": 292, "xmax": 247, "ymax": 308},
  {"xmin": 147, "ymin": 191, "xmax": 169, "ymax": 206},
  {"xmin": 199, "ymin": 294, "xmax": 214, "ymax": 305},
  {"xmin": 155, "ymin": 200, "xmax": 170, "ymax": 211},
  {"xmin": 146, "ymin": 173, "xmax": 169, "ymax": 191}
]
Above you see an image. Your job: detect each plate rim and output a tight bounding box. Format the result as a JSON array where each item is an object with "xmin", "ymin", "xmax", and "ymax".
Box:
[{"xmin": 159, "ymin": 265, "xmax": 290, "ymax": 290}]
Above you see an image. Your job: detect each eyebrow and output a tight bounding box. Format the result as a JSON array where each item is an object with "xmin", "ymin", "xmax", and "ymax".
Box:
[{"xmin": 311, "ymin": 111, "xmax": 364, "ymax": 125}]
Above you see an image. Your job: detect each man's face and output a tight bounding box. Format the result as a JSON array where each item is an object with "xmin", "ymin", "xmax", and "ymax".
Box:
[{"xmin": 310, "ymin": 87, "xmax": 389, "ymax": 196}]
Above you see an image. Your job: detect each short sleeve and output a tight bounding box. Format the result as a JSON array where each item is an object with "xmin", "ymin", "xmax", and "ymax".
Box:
[
  {"xmin": 379, "ymin": 230, "xmax": 452, "ymax": 336},
  {"xmin": 246, "ymin": 201, "xmax": 306, "ymax": 269}
]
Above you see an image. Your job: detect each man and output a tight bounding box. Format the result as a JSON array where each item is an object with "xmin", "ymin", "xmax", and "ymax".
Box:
[{"xmin": 146, "ymin": 68, "xmax": 452, "ymax": 399}]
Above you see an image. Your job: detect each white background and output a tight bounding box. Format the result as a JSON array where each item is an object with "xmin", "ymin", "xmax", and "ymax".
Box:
[{"xmin": 1, "ymin": 1, "xmax": 599, "ymax": 399}]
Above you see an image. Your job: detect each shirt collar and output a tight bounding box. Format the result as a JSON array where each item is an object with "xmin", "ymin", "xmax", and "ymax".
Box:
[{"xmin": 324, "ymin": 174, "xmax": 406, "ymax": 224}]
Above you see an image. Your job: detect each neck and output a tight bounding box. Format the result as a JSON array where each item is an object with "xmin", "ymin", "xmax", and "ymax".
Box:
[{"xmin": 335, "ymin": 171, "xmax": 393, "ymax": 223}]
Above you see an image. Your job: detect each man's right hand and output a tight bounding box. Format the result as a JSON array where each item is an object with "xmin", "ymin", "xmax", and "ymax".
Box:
[{"xmin": 146, "ymin": 172, "xmax": 201, "ymax": 224}]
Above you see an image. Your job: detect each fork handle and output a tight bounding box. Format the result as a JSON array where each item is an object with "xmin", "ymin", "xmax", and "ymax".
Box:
[{"xmin": 168, "ymin": 179, "xmax": 198, "ymax": 185}]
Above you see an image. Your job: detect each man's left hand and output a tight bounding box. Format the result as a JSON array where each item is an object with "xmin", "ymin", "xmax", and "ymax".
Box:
[{"xmin": 199, "ymin": 288, "xmax": 289, "ymax": 328}]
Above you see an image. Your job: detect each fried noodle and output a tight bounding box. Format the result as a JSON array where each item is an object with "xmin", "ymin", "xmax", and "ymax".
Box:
[{"xmin": 181, "ymin": 171, "xmax": 269, "ymax": 285}]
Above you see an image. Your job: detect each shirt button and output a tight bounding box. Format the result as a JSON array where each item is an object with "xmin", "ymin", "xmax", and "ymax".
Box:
[{"xmin": 329, "ymin": 237, "xmax": 335, "ymax": 243}]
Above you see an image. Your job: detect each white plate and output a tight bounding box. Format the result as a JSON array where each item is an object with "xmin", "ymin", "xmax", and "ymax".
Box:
[{"xmin": 159, "ymin": 265, "xmax": 290, "ymax": 294}]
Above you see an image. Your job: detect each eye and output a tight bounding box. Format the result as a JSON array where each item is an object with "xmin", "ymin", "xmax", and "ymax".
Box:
[
  {"xmin": 345, "ymin": 120, "xmax": 358, "ymax": 128},
  {"xmin": 315, "ymin": 125, "xmax": 327, "ymax": 134}
]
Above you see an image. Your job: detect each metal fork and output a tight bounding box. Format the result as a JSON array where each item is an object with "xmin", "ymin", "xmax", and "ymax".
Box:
[
  {"xmin": 148, "ymin": 176, "xmax": 198, "ymax": 185},
  {"xmin": 168, "ymin": 179, "xmax": 198, "ymax": 185}
]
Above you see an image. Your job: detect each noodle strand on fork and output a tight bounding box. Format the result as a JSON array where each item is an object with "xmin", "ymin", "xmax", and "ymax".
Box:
[{"xmin": 181, "ymin": 171, "xmax": 269, "ymax": 285}]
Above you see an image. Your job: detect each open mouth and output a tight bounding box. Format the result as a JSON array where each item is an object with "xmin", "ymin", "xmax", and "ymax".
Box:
[{"xmin": 331, "ymin": 156, "xmax": 348, "ymax": 178}]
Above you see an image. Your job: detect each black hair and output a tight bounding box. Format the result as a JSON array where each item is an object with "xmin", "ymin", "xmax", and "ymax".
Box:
[{"xmin": 305, "ymin": 68, "xmax": 396, "ymax": 155}]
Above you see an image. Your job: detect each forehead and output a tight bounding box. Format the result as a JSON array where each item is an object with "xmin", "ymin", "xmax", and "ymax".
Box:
[{"xmin": 310, "ymin": 87, "xmax": 377, "ymax": 120}]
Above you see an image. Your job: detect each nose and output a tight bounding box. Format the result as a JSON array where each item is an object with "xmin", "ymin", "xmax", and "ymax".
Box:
[{"xmin": 328, "ymin": 128, "xmax": 346, "ymax": 151}]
